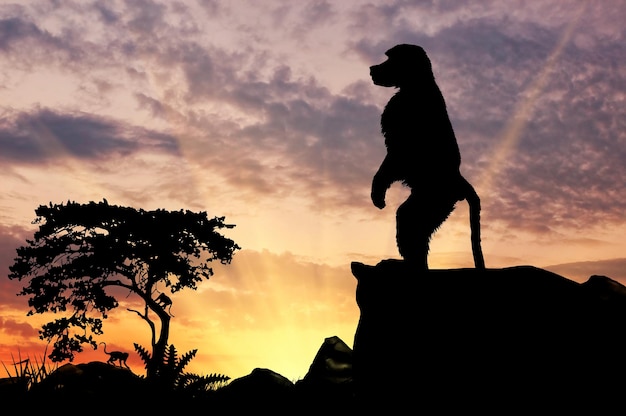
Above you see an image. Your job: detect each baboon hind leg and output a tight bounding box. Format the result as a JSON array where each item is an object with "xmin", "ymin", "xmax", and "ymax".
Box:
[{"xmin": 396, "ymin": 192, "xmax": 456, "ymax": 270}]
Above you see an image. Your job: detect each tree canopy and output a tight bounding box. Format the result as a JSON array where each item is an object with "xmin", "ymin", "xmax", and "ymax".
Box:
[{"xmin": 8, "ymin": 200, "xmax": 240, "ymax": 376}]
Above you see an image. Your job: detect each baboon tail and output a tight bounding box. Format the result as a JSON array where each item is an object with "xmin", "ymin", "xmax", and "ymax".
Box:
[{"xmin": 462, "ymin": 177, "xmax": 485, "ymax": 269}]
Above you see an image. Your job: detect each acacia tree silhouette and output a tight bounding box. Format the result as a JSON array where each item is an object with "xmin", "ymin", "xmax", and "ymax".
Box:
[{"xmin": 8, "ymin": 199, "xmax": 240, "ymax": 379}]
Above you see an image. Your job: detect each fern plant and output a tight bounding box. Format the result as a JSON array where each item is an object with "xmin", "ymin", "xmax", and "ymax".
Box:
[
  {"xmin": 161, "ymin": 344, "xmax": 196, "ymax": 389},
  {"xmin": 177, "ymin": 373, "xmax": 231, "ymax": 394},
  {"xmin": 133, "ymin": 343, "xmax": 229, "ymax": 394}
]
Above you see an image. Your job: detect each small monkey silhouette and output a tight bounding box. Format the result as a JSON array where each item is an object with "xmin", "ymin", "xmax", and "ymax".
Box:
[
  {"xmin": 99, "ymin": 342, "xmax": 130, "ymax": 368},
  {"xmin": 369, "ymin": 44, "xmax": 485, "ymax": 270},
  {"xmin": 155, "ymin": 292, "xmax": 175, "ymax": 316}
]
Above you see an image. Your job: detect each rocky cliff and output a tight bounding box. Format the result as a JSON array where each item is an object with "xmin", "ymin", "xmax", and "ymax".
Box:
[{"xmin": 351, "ymin": 260, "xmax": 626, "ymax": 412}]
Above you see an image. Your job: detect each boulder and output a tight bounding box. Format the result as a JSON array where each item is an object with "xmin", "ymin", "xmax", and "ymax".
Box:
[
  {"xmin": 299, "ymin": 335, "xmax": 353, "ymax": 386},
  {"xmin": 295, "ymin": 335, "xmax": 354, "ymax": 408},
  {"xmin": 351, "ymin": 260, "xmax": 626, "ymax": 412},
  {"xmin": 30, "ymin": 362, "xmax": 143, "ymax": 396},
  {"xmin": 215, "ymin": 368, "xmax": 296, "ymax": 411},
  {"xmin": 27, "ymin": 362, "xmax": 149, "ymax": 412},
  {"xmin": 0, "ymin": 377, "xmax": 28, "ymax": 400}
]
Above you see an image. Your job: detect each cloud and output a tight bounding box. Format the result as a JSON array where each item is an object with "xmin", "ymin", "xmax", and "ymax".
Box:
[
  {"xmin": 0, "ymin": 225, "xmax": 31, "ymax": 307},
  {"xmin": 0, "ymin": 317, "xmax": 39, "ymax": 338},
  {"xmin": 0, "ymin": 109, "xmax": 180, "ymax": 164},
  {"xmin": 545, "ymin": 258, "xmax": 626, "ymax": 284},
  {"xmin": 0, "ymin": 14, "xmax": 92, "ymax": 72},
  {"xmin": 125, "ymin": 0, "xmax": 168, "ymax": 35},
  {"xmin": 1, "ymin": 0, "xmax": 624, "ymax": 235},
  {"xmin": 2, "ymin": 4, "xmax": 381, "ymax": 209},
  {"xmin": 0, "ymin": 16, "xmax": 55, "ymax": 54},
  {"xmin": 301, "ymin": 0, "xmax": 334, "ymax": 27}
]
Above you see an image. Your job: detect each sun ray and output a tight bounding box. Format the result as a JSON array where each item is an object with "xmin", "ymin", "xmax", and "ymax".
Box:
[{"xmin": 478, "ymin": 1, "xmax": 588, "ymax": 193}]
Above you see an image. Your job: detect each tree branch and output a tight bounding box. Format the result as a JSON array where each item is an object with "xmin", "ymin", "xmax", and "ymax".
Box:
[
  {"xmin": 127, "ymin": 306, "xmax": 156, "ymax": 347},
  {"xmin": 102, "ymin": 279, "xmax": 135, "ymax": 293}
]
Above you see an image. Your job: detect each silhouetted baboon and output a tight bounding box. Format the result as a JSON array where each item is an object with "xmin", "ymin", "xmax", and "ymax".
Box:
[{"xmin": 369, "ymin": 44, "xmax": 485, "ymax": 270}]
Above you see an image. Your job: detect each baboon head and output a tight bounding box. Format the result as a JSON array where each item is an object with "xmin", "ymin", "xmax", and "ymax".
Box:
[{"xmin": 369, "ymin": 44, "xmax": 434, "ymax": 88}]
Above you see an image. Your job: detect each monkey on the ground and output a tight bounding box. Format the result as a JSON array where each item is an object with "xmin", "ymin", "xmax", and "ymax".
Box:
[{"xmin": 99, "ymin": 342, "xmax": 130, "ymax": 368}]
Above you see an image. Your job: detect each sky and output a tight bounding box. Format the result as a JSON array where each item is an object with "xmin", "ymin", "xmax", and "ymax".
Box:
[{"xmin": 0, "ymin": 0, "xmax": 625, "ymax": 382}]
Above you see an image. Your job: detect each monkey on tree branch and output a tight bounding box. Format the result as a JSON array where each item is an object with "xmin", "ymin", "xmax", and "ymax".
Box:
[{"xmin": 8, "ymin": 200, "xmax": 240, "ymax": 378}]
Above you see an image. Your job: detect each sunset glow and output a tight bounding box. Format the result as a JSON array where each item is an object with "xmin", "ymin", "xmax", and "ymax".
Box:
[{"xmin": 1, "ymin": 1, "xmax": 625, "ymax": 382}]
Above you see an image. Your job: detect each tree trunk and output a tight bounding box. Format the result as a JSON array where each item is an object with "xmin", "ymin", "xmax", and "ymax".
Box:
[{"xmin": 147, "ymin": 310, "xmax": 170, "ymax": 379}]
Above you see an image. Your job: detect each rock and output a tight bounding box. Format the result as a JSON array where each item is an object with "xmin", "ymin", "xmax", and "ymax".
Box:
[
  {"xmin": 295, "ymin": 335, "xmax": 354, "ymax": 409},
  {"xmin": 216, "ymin": 337, "xmax": 356, "ymax": 412},
  {"xmin": 30, "ymin": 362, "xmax": 142, "ymax": 396},
  {"xmin": 27, "ymin": 362, "xmax": 149, "ymax": 412},
  {"xmin": 351, "ymin": 260, "xmax": 626, "ymax": 412},
  {"xmin": 299, "ymin": 335, "xmax": 353, "ymax": 386},
  {"xmin": 215, "ymin": 368, "xmax": 296, "ymax": 411},
  {"xmin": 0, "ymin": 377, "xmax": 27, "ymax": 400}
]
